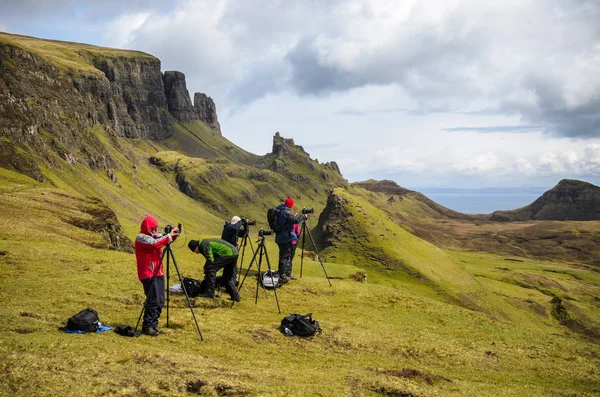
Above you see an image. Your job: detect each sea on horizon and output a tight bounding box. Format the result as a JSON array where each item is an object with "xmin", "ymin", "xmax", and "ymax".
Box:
[{"xmin": 416, "ymin": 187, "xmax": 546, "ymax": 215}]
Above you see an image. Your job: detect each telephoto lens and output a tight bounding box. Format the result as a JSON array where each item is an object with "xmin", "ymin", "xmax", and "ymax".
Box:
[
  {"xmin": 259, "ymin": 229, "xmax": 273, "ymax": 236},
  {"xmin": 302, "ymin": 207, "xmax": 314, "ymax": 214}
]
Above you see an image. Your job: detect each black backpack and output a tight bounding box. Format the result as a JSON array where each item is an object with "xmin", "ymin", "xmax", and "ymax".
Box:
[
  {"xmin": 183, "ymin": 277, "xmax": 203, "ymax": 297},
  {"xmin": 267, "ymin": 207, "xmax": 282, "ymax": 232},
  {"xmin": 67, "ymin": 308, "xmax": 100, "ymax": 332},
  {"xmin": 280, "ymin": 313, "xmax": 321, "ymax": 337}
]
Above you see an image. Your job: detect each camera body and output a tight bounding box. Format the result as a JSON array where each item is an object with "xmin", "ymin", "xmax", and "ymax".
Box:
[
  {"xmin": 259, "ymin": 229, "xmax": 273, "ymax": 237},
  {"xmin": 302, "ymin": 207, "xmax": 314, "ymax": 214},
  {"xmin": 164, "ymin": 223, "xmax": 182, "ymax": 234},
  {"xmin": 241, "ymin": 217, "xmax": 256, "ymax": 226}
]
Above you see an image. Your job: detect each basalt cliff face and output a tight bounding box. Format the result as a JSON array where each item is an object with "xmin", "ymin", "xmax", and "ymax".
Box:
[{"xmin": 0, "ymin": 33, "xmax": 220, "ymax": 181}]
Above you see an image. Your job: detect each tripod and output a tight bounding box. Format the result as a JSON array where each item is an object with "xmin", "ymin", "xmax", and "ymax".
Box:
[
  {"xmin": 135, "ymin": 242, "xmax": 204, "ymax": 340},
  {"xmin": 237, "ymin": 227, "xmax": 256, "ymax": 276},
  {"xmin": 231, "ymin": 233, "xmax": 281, "ymax": 313},
  {"xmin": 299, "ymin": 220, "xmax": 332, "ymax": 286}
]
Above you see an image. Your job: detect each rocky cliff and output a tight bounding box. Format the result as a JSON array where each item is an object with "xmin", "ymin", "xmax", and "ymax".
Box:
[
  {"xmin": 194, "ymin": 92, "xmax": 221, "ymax": 135},
  {"xmin": 490, "ymin": 179, "xmax": 600, "ymax": 221},
  {"xmin": 0, "ymin": 32, "xmax": 221, "ymax": 180}
]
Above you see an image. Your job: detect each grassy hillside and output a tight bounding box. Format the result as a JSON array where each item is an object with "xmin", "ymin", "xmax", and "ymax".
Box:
[
  {"xmin": 165, "ymin": 121, "xmax": 259, "ymax": 163},
  {"xmin": 0, "ymin": 31, "xmax": 155, "ymax": 76},
  {"xmin": 148, "ymin": 132, "xmax": 348, "ymax": 228},
  {"xmin": 351, "ymin": 182, "xmax": 600, "ymax": 266},
  {"xmin": 1, "ymin": 177, "xmax": 600, "ymax": 396},
  {"xmin": 314, "ymin": 188, "xmax": 511, "ymax": 315}
]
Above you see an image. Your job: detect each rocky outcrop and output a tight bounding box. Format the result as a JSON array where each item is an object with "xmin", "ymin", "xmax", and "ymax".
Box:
[
  {"xmin": 163, "ymin": 71, "xmax": 197, "ymax": 123},
  {"xmin": 194, "ymin": 92, "xmax": 221, "ymax": 135},
  {"xmin": 272, "ymin": 132, "xmax": 305, "ymax": 157},
  {"xmin": 315, "ymin": 191, "xmax": 353, "ymax": 249},
  {"xmin": 490, "ymin": 179, "xmax": 600, "ymax": 221}
]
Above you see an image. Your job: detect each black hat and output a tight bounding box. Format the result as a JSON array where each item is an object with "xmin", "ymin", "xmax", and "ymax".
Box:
[{"xmin": 188, "ymin": 240, "xmax": 199, "ymax": 252}]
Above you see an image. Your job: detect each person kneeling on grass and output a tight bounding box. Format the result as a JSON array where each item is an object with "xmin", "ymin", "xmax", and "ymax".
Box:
[
  {"xmin": 188, "ymin": 238, "xmax": 241, "ymax": 302},
  {"xmin": 135, "ymin": 216, "xmax": 179, "ymax": 337}
]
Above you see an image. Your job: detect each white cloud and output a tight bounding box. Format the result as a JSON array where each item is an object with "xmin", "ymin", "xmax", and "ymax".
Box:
[
  {"xmin": 4, "ymin": 0, "xmax": 600, "ymax": 188},
  {"xmin": 102, "ymin": 12, "xmax": 151, "ymax": 49}
]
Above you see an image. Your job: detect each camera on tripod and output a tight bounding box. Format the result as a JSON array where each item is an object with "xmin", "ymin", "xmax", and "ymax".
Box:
[
  {"xmin": 302, "ymin": 207, "xmax": 314, "ymax": 214},
  {"xmin": 164, "ymin": 223, "xmax": 182, "ymax": 234},
  {"xmin": 259, "ymin": 229, "xmax": 273, "ymax": 237},
  {"xmin": 241, "ymin": 217, "xmax": 256, "ymax": 226}
]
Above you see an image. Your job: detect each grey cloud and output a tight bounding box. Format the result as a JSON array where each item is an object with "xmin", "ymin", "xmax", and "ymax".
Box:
[
  {"xmin": 502, "ymin": 74, "xmax": 600, "ymax": 138},
  {"xmin": 0, "ymin": 0, "xmax": 165, "ymax": 26},
  {"xmin": 277, "ymin": 1, "xmax": 600, "ymax": 139},
  {"xmin": 334, "ymin": 107, "xmax": 367, "ymax": 117},
  {"xmin": 286, "ymin": 38, "xmax": 374, "ymax": 96},
  {"xmin": 443, "ymin": 125, "xmax": 544, "ymax": 134}
]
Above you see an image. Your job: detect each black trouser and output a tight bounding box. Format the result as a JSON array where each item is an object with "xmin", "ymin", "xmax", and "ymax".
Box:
[
  {"xmin": 278, "ymin": 242, "xmax": 293, "ymax": 277},
  {"xmin": 141, "ymin": 276, "xmax": 164, "ymax": 330},
  {"xmin": 204, "ymin": 255, "xmax": 239, "ymax": 300}
]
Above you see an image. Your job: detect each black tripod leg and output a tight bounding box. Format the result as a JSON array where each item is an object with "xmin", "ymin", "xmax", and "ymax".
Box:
[
  {"xmin": 167, "ymin": 247, "xmax": 204, "ymax": 341},
  {"xmin": 231, "ymin": 242, "xmax": 261, "ymax": 309},
  {"xmin": 255, "ymin": 244, "xmax": 263, "ymax": 304},
  {"xmin": 300, "ymin": 222, "xmax": 307, "ymax": 278},
  {"xmin": 238, "ymin": 235, "xmax": 247, "ymax": 276},
  {"xmin": 262, "ymin": 244, "xmax": 281, "ymax": 313},
  {"xmin": 134, "ymin": 305, "xmax": 144, "ymax": 333},
  {"xmin": 305, "ymin": 227, "xmax": 332, "ymax": 286}
]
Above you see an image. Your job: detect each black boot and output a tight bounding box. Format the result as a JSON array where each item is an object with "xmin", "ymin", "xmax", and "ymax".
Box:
[
  {"xmin": 198, "ymin": 289, "xmax": 215, "ymax": 298},
  {"xmin": 225, "ymin": 283, "xmax": 240, "ymax": 302}
]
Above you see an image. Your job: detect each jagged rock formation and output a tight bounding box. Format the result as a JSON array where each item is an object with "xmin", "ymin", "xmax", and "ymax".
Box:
[
  {"xmin": 163, "ymin": 71, "xmax": 196, "ymax": 122},
  {"xmin": 194, "ymin": 93, "xmax": 221, "ymax": 135},
  {"xmin": 490, "ymin": 179, "xmax": 600, "ymax": 221}
]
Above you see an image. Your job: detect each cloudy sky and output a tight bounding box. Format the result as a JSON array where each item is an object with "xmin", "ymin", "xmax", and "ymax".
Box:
[{"xmin": 2, "ymin": 0, "xmax": 600, "ymax": 189}]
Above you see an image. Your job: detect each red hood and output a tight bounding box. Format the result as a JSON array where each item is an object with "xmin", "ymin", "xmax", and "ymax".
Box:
[{"xmin": 140, "ymin": 216, "xmax": 158, "ymax": 235}]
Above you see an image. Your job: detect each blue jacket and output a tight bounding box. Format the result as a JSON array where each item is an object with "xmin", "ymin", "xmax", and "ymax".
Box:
[{"xmin": 275, "ymin": 204, "xmax": 304, "ymax": 245}]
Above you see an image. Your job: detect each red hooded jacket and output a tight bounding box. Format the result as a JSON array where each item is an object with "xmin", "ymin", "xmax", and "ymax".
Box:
[{"xmin": 135, "ymin": 216, "xmax": 176, "ymax": 281}]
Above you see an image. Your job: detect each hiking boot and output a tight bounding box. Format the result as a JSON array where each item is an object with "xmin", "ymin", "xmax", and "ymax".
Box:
[
  {"xmin": 142, "ymin": 327, "xmax": 160, "ymax": 337},
  {"xmin": 153, "ymin": 327, "xmax": 165, "ymax": 334},
  {"xmin": 280, "ymin": 275, "xmax": 290, "ymax": 284},
  {"xmin": 289, "ymin": 275, "xmax": 297, "ymax": 280},
  {"xmin": 198, "ymin": 290, "xmax": 215, "ymax": 298}
]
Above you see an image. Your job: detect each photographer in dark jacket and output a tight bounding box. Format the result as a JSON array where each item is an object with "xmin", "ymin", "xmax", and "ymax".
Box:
[
  {"xmin": 275, "ymin": 197, "xmax": 307, "ymax": 284},
  {"xmin": 221, "ymin": 216, "xmax": 247, "ymax": 247}
]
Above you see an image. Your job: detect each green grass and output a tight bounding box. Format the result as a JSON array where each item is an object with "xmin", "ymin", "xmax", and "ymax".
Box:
[{"xmin": 1, "ymin": 176, "xmax": 600, "ymax": 395}]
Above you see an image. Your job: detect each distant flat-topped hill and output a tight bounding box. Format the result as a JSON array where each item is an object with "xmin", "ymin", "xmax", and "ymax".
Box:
[{"xmin": 490, "ymin": 179, "xmax": 600, "ymax": 221}]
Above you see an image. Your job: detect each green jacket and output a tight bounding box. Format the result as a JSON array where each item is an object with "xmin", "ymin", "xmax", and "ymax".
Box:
[{"xmin": 197, "ymin": 238, "xmax": 239, "ymax": 263}]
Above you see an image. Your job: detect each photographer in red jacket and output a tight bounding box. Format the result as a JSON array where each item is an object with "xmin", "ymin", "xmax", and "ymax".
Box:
[{"xmin": 135, "ymin": 216, "xmax": 179, "ymax": 336}]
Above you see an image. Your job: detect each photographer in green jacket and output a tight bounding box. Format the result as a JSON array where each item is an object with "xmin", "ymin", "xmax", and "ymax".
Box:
[{"xmin": 188, "ymin": 238, "xmax": 240, "ymax": 302}]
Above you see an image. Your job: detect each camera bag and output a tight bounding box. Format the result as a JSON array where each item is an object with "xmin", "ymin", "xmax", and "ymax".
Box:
[
  {"xmin": 260, "ymin": 270, "xmax": 280, "ymax": 288},
  {"xmin": 182, "ymin": 277, "xmax": 203, "ymax": 297},
  {"xmin": 66, "ymin": 308, "xmax": 100, "ymax": 332},
  {"xmin": 280, "ymin": 313, "xmax": 321, "ymax": 337}
]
